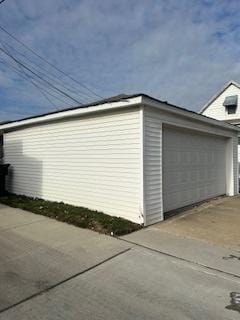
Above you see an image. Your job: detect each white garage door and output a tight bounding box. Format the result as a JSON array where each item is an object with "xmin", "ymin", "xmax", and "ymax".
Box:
[{"xmin": 162, "ymin": 125, "xmax": 227, "ymax": 213}]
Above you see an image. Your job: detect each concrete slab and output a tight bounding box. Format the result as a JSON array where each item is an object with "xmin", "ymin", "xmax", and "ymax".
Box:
[
  {"xmin": 155, "ymin": 196, "xmax": 240, "ymax": 250},
  {"xmin": 122, "ymin": 196, "xmax": 240, "ymax": 279},
  {"xmin": 1, "ymin": 247, "xmax": 239, "ymax": 320},
  {"xmin": 0, "ymin": 204, "xmax": 45, "ymax": 230},
  {"xmin": 122, "ymin": 229, "xmax": 240, "ymax": 278},
  {"xmin": 0, "ymin": 207, "xmax": 130, "ymax": 312}
]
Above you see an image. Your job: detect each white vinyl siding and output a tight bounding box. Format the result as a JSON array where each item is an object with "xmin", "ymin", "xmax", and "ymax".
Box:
[
  {"xmin": 201, "ymin": 84, "xmax": 240, "ymax": 192},
  {"xmin": 202, "ymin": 84, "xmax": 240, "ymax": 121},
  {"xmin": 233, "ymin": 136, "xmax": 239, "ymax": 192},
  {"xmin": 143, "ymin": 110, "xmax": 163, "ymax": 225},
  {"xmin": 4, "ymin": 108, "xmax": 143, "ymax": 224},
  {"xmin": 143, "ymin": 106, "xmax": 239, "ymax": 225},
  {"xmin": 238, "ymin": 144, "xmax": 240, "ymax": 170}
]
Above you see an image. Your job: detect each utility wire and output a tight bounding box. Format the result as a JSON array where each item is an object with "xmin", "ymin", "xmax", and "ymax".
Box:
[
  {"xmin": 0, "ymin": 46, "xmax": 56, "ymax": 108},
  {"xmin": 0, "ymin": 40, "xmax": 92, "ymax": 99},
  {"xmin": 11, "ymin": 59, "xmax": 58, "ymax": 109},
  {"xmin": 0, "ymin": 56, "xmax": 76, "ymax": 107},
  {"xmin": 0, "ymin": 57, "xmax": 55, "ymax": 108},
  {"xmin": 0, "ymin": 40, "xmax": 96, "ymax": 99},
  {"xmin": 0, "ymin": 0, "xmax": 6, "ymax": 4},
  {"xmin": 0, "ymin": 55, "xmax": 78, "ymax": 107},
  {"xmin": 27, "ymin": 78, "xmax": 57, "ymax": 108},
  {"xmin": 0, "ymin": 24, "xmax": 104, "ymax": 100},
  {"xmin": 0, "ymin": 43, "xmax": 79, "ymax": 105},
  {"xmin": 0, "ymin": 46, "xmax": 84, "ymax": 105}
]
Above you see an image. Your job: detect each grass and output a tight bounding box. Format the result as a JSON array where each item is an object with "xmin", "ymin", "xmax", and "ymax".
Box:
[{"xmin": 0, "ymin": 193, "xmax": 142, "ymax": 236}]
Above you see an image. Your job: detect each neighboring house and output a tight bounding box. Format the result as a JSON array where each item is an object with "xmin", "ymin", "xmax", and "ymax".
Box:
[
  {"xmin": 200, "ymin": 80, "xmax": 240, "ymax": 125},
  {"xmin": 0, "ymin": 93, "xmax": 239, "ymax": 225},
  {"xmin": 200, "ymin": 80, "xmax": 240, "ymax": 170}
]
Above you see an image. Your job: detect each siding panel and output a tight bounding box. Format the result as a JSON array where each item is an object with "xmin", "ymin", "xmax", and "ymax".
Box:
[
  {"xmin": 144, "ymin": 110, "xmax": 163, "ymax": 225},
  {"xmin": 4, "ymin": 108, "xmax": 142, "ymax": 224}
]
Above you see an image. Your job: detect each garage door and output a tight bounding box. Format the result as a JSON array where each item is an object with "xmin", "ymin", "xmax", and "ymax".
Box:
[{"xmin": 162, "ymin": 125, "xmax": 227, "ymax": 213}]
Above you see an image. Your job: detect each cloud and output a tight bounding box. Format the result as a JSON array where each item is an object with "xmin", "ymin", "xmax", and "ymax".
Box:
[{"xmin": 0, "ymin": 0, "xmax": 240, "ymax": 120}]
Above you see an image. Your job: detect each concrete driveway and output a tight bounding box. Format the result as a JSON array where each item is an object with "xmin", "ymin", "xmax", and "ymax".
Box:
[
  {"xmin": 158, "ymin": 195, "xmax": 240, "ymax": 250},
  {"xmin": 0, "ymin": 204, "xmax": 240, "ymax": 319}
]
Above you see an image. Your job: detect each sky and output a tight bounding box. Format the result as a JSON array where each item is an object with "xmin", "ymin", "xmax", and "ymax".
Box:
[{"xmin": 0, "ymin": 0, "xmax": 240, "ymax": 121}]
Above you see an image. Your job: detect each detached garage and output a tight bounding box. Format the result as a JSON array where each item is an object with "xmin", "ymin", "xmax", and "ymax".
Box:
[{"xmin": 0, "ymin": 94, "xmax": 239, "ymax": 226}]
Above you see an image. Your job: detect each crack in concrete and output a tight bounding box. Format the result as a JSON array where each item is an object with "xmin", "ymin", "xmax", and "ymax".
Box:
[
  {"xmin": 0, "ymin": 247, "xmax": 131, "ymax": 314},
  {"xmin": 118, "ymin": 237, "xmax": 240, "ymax": 282}
]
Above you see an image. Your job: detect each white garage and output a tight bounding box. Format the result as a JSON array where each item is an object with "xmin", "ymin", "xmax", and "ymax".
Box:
[{"xmin": 0, "ymin": 94, "xmax": 239, "ymax": 226}]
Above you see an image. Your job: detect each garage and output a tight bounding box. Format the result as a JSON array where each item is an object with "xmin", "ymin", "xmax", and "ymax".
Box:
[
  {"xmin": 143, "ymin": 102, "xmax": 239, "ymax": 225},
  {"xmin": 162, "ymin": 125, "xmax": 227, "ymax": 213},
  {"xmin": 0, "ymin": 93, "xmax": 239, "ymax": 226}
]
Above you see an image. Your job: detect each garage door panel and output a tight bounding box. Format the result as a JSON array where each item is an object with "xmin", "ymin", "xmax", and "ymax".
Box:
[{"xmin": 163, "ymin": 126, "xmax": 227, "ymax": 213}]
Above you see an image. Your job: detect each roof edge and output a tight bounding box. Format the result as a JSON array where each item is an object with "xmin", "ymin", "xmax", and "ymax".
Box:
[
  {"xmin": 0, "ymin": 95, "xmax": 143, "ymax": 131},
  {"xmin": 1, "ymin": 93, "xmax": 143, "ymax": 125},
  {"xmin": 1, "ymin": 92, "xmax": 239, "ymax": 133},
  {"xmin": 142, "ymin": 94, "xmax": 240, "ymax": 133}
]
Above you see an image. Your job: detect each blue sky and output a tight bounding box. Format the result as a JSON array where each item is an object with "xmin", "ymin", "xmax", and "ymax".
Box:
[{"xmin": 0, "ymin": 0, "xmax": 240, "ymax": 120}]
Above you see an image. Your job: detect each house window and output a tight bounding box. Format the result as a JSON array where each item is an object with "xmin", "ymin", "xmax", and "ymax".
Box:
[
  {"xmin": 223, "ymin": 95, "xmax": 238, "ymax": 114},
  {"xmin": 227, "ymin": 105, "xmax": 237, "ymax": 114}
]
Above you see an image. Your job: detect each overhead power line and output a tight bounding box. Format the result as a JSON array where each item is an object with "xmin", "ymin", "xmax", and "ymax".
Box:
[
  {"xmin": 0, "ymin": 57, "xmax": 73, "ymax": 108},
  {"xmin": 0, "ymin": 46, "xmax": 84, "ymax": 105},
  {"xmin": 0, "ymin": 45, "xmax": 80, "ymax": 106},
  {"xmin": 0, "ymin": 0, "xmax": 6, "ymax": 4},
  {"xmin": 0, "ymin": 55, "xmax": 81, "ymax": 115},
  {"xmin": 0, "ymin": 57, "xmax": 58, "ymax": 108},
  {"xmin": 26, "ymin": 77, "xmax": 57, "ymax": 108},
  {"xmin": 4, "ymin": 58, "xmax": 75, "ymax": 105},
  {"xmin": 0, "ymin": 24, "xmax": 103, "ymax": 100},
  {"xmin": 0, "ymin": 40, "xmax": 91, "ymax": 103}
]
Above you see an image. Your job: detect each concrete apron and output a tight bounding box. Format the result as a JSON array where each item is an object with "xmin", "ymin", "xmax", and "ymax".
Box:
[
  {"xmin": 121, "ymin": 228, "xmax": 240, "ymax": 279},
  {"xmin": 121, "ymin": 195, "xmax": 240, "ymax": 278},
  {"xmin": 155, "ymin": 195, "xmax": 240, "ymax": 251}
]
